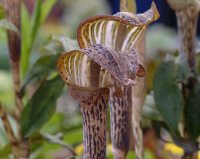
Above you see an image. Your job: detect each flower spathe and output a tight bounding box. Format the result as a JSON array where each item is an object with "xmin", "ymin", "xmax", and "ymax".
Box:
[
  {"xmin": 57, "ymin": 2, "xmax": 159, "ymax": 159},
  {"xmin": 58, "ymin": 3, "xmax": 160, "ymax": 88}
]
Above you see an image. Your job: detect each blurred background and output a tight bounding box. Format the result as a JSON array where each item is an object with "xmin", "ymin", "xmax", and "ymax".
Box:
[{"xmin": 0, "ymin": 0, "xmax": 200, "ymax": 159}]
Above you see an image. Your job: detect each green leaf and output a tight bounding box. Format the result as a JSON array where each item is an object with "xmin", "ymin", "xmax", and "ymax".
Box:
[
  {"xmin": 41, "ymin": 113, "xmax": 64, "ymax": 134},
  {"xmin": 31, "ymin": 0, "xmax": 57, "ymax": 43},
  {"xmin": 0, "ymin": 19, "xmax": 19, "ymax": 33},
  {"xmin": 143, "ymin": 94, "xmax": 163, "ymax": 121},
  {"xmin": 21, "ymin": 76, "xmax": 64, "ymax": 137},
  {"xmin": 153, "ymin": 60, "xmax": 184, "ymax": 135},
  {"xmin": 41, "ymin": 35, "xmax": 70, "ymax": 54},
  {"xmin": 63, "ymin": 128, "xmax": 83, "ymax": 145},
  {"xmin": 0, "ymin": 144, "xmax": 12, "ymax": 158},
  {"xmin": 41, "ymin": 0, "xmax": 57, "ymax": 24},
  {"xmin": 30, "ymin": 0, "xmax": 42, "ymax": 43},
  {"xmin": 21, "ymin": 3, "xmax": 31, "ymax": 78},
  {"xmin": 185, "ymin": 81, "xmax": 200, "ymax": 139},
  {"xmin": 21, "ymin": 0, "xmax": 43, "ymax": 78},
  {"xmin": 49, "ymin": 35, "xmax": 78, "ymax": 52},
  {"xmin": 0, "ymin": 5, "xmax": 5, "ymax": 19},
  {"xmin": 21, "ymin": 0, "xmax": 57, "ymax": 78},
  {"xmin": 176, "ymin": 55, "xmax": 191, "ymax": 83},
  {"xmin": 21, "ymin": 54, "xmax": 59, "ymax": 95}
]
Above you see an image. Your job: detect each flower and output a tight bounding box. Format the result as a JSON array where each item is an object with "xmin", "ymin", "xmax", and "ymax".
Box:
[{"xmin": 57, "ymin": 2, "xmax": 159, "ymax": 159}]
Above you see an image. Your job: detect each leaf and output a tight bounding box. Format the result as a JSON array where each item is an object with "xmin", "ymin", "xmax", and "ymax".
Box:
[
  {"xmin": 41, "ymin": 0, "xmax": 57, "ymax": 24},
  {"xmin": 31, "ymin": 0, "xmax": 57, "ymax": 42},
  {"xmin": 0, "ymin": 5, "xmax": 5, "ymax": 19},
  {"xmin": 21, "ymin": 76, "xmax": 64, "ymax": 137},
  {"xmin": 21, "ymin": 3, "xmax": 31, "ymax": 49},
  {"xmin": 21, "ymin": 3, "xmax": 31, "ymax": 77},
  {"xmin": 153, "ymin": 60, "xmax": 184, "ymax": 135},
  {"xmin": 21, "ymin": 0, "xmax": 57, "ymax": 78},
  {"xmin": 143, "ymin": 94, "xmax": 163, "ymax": 121},
  {"xmin": 185, "ymin": 81, "xmax": 200, "ymax": 139},
  {"xmin": 30, "ymin": 0, "xmax": 42, "ymax": 43},
  {"xmin": 176, "ymin": 55, "xmax": 191, "ymax": 83},
  {"xmin": 50, "ymin": 35, "xmax": 79, "ymax": 52},
  {"xmin": 0, "ymin": 19, "xmax": 19, "ymax": 33},
  {"xmin": 0, "ymin": 144, "xmax": 12, "ymax": 158},
  {"xmin": 21, "ymin": 0, "xmax": 43, "ymax": 78},
  {"xmin": 41, "ymin": 35, "xmax": 78, "ymax": 55},
  {"xmin": 63, "ymin": 128, "xmax": 83, "ymax": 145},
  {"xmin": 21, "ymin": 54, "xmax": 59, "ymax": 95},
  {"xmin": 40, "ymin": 113, "xmax": 64, "ymax": 134}
]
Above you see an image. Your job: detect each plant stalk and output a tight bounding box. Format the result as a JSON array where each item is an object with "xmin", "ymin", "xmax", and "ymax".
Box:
[
  {"xmin": 4, "ymin": 0, "xmax": 30, "ymax": 158},
  {"xmin": 110, "ymin": 3, "xmax": 132, "ymax": 157},
  {"xmin": 110, "ymin": 84, "xmax": 132, "ymax": 159},
  {"xmin": 0, "ymin": 103, "xmax": 18, "ymax": 148},
  {"xmin": 176, "ymin": 5, "xmax": 199, "ymax": 159},
  {"xmin": 176, "ymin": 5, "xmax": 199, "ymax": 69},
  {"xmin": 4, "ymin": 0, "xmax": 23, "ymax": 120}
]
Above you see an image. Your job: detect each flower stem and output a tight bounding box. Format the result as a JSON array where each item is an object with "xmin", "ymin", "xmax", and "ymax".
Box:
[
  {"xmin": 110, "ymin": 84, "xmax": 132, "ymax": 159},
  {"xmin": 176, "ymin": 5, "xmax": 199, "ymax": 69},
  {"xmin": 69, "ymin": 87, "xmax": 109, "ymax": 159}
]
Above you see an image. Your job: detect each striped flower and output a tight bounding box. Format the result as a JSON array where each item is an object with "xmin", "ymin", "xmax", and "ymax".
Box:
[
  {"xmin": 58, "ymin": 3, "xmax": 159, "ymax": 88},
  {"xmin": 57, "ymin": 2, "xmax": 159, "ymax": 159}
]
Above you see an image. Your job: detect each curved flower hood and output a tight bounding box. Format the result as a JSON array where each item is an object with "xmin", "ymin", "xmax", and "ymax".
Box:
[
  {"xmin": 77, "ymin": 2, "xmax": 159, "ymax": 50},
  {"xmin": 57, "ymin": 44, "xmax": 144, "ymax": 87},
  {"xmin": 57, "ymin": 2, "xmax": 159, "ymax": 90}
]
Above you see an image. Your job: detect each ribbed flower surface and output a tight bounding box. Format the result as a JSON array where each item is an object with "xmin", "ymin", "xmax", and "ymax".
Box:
[{"xmin": 57, "ymin": 3, "xmax": 159, "ymax": 90}]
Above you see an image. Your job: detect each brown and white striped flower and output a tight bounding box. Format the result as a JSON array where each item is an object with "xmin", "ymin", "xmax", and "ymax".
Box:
[{"xmin": 57, "ymin": 2, "xmax": 159, "ymax": 159}]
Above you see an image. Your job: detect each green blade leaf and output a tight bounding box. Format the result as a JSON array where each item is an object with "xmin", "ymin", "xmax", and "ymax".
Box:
[
  {"xmin": 21, "ymin": 76, "xmax": 64, "ymax": 137},
  {"xmin": 143, "ymin": 94, "xmax": 163, "ymax": 121},
  {"xmin": 176, "ymin": 55, "xmax": 191, "ymax": 83},
  {"xmin": 153, "ymin": 60, "xmax": 184, "ymax": 135},
  {"xmin": 21, "ymin": 54, "xmax": 59, "ymax": 95},
  {"xmin": 41, "ymin": 0, "xmax": 57, "ymax": 24},
  {"xmin": 185, "ymin": 81, "xmax": 200, "ymax": 139},
  {"xmin": 21, "ymin": 0, "xmax": 43, "ymax": 78},
  {"xmin": 0, "ymin": 5, "xmax": 5, "ymax": 19},
  {"xmin": 21, "ymin": 3, "xmax": 31, "ymax": 78},
  {"xmin": 21, "ymin": 0, "xmax": 57, "ymax": 78},
  {"xmin": 30, "ymin": 0, "xmax": 42, "ymax": 43},
  {"xmin": 48, "ymin": 35, "xmax": 78, "ymax": 52},
  {"xmin": 0, "ymin": 144, "xmax": 12, "ymax": 158}
]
